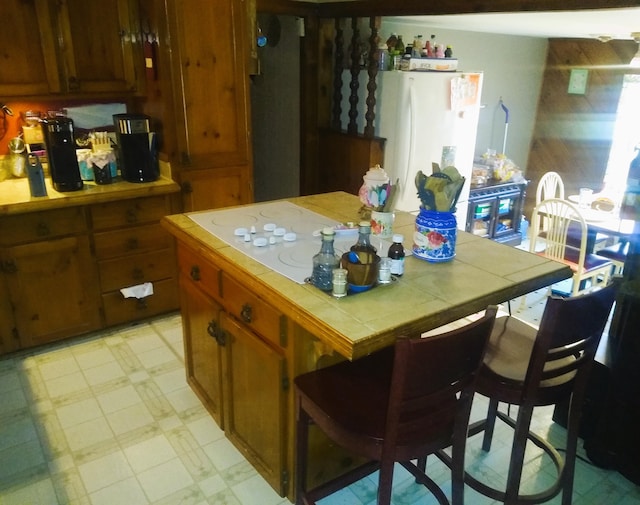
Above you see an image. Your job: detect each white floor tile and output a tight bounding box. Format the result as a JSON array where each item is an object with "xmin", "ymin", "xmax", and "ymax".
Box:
[
  {"xmin": 124, "ymin": 434, "xmax": 178, "ymax": 474},
  {"xmin": 89, "ymin": 476, "xmax": 149, "ymax": 505},
  {"xmin": 77, "ymin": 451, "xmax": 134, "ymax": 494},
  {"xmin": 136, "ymin": 457, "xmax": 194, "ymax": 502}
]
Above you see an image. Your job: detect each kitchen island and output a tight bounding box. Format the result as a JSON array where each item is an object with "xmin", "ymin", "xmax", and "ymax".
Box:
[{"xmin": 161, "ymin": 191, "xmax": 572, "ymax": 500}]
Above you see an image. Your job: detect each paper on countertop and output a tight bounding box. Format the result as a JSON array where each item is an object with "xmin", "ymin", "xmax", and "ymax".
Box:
[
  {"xmin": 65, "ymin": 103, "xmax": 127, "ymax": 129},
  {"xmin": 120, "ymin": 282, "xmax": 154, "ymax": 299}
]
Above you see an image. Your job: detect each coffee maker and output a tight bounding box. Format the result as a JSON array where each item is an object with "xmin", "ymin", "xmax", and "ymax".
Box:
[
  {"xmin": 113, "ymin": 114, "xmax": 159, "ymax": 183},
  {"xmin": 40, "ymin": 116, "xmax": 83, "ymax": 192}
]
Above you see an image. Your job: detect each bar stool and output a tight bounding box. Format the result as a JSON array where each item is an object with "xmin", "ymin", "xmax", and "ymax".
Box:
[
  {"xmin": 294, "ymin": 307, "xmax": 498, "ymax": 505},
  {"xmin": 465, "ymin": 283, "xmax": 617, "ymax": 505}
]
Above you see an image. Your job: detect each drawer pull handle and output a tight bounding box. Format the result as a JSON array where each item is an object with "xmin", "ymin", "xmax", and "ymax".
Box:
[
  {"xmin": 190, "ymin": 265, "xmax": 201, "ymax": 281},
  {"xmin": 126, "ymin": 238, "xmax": 139, "ymax": 250},
  {"xmin": 36, "ymin": 222, "xmax": 50, "ymax": 236},
  {"xmin": 240, "ymin": 303, "xmax": 253, "ymax": 323},
  {"xmin": 132, "ymin": 267, "xmax": 144, "ymax": 280},
  {"xmin": 2, "ymin": 260, "xmax": 17, "ymax": 274},
  {"xmin": 126, "ymin": 209, "xmax": 138, "ymax": 223},
  {"xmin": 136, "ymin": 298, "xmax": 148, "ymax": 310}
]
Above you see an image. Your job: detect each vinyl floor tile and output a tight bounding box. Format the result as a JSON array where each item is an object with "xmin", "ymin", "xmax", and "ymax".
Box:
[{"xmin": 0, "ymin": 307, "xmax": 638, "ymax": 505}]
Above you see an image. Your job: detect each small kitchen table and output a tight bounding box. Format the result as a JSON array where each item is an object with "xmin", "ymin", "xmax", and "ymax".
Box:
[{"xmin": 161, "ymin": 191, "xmax": 572, "ymax": 500}]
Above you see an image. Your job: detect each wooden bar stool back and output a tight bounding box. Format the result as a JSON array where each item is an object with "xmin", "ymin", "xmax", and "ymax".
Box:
[
  {"xmin": 294, "ymin": 307, "xmax": 498, "ymax": 505},
  {"xmin": 466, "ymin": 283, "xmax": 617, "ymax": 505}
]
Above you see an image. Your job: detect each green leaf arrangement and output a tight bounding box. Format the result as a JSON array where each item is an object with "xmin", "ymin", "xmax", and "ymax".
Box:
[{"xmin": 415, "ymin": 163, "xmax": 466, "ymax": 212}]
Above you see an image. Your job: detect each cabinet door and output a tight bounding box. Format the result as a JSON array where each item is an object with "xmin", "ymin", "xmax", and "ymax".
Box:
[
  {"xmin": 166, "ymin": 0, "xmax": 251, "ymax": 168},
  {"xmin": 0, "ymin": 0, "xmax": 61, "ymax": 95},
  {"xmin": 180, "ymin": 166, "xmax": 252, "ymax": 212},
  {"xmin": 1, "ymin": 236, "xmax": 102, "ymax": 348},
  {"xmin": 220, "ymin": 312, "xmax": 287, "ymax": 496},
  {"xmin": 180, "ymin": 280, "xmax": 225, "ymax": 427},
  {"xmin": 0, "ymin": 273, "xmax": 19, "ymax": 355},
  {"xmin": 56, "ymin": 0, "xmax": 139, "ymax": 93}
]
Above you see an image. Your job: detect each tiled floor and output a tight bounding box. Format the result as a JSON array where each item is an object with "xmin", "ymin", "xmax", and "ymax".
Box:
[{"xmin": 1, "ymin": 289, "xmax": 638, "ymax": 504}]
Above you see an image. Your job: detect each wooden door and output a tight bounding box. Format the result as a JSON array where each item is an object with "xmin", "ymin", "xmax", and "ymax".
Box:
[
  {"xmin": 180, "ymin": 279, "xmax": 225, "ymax": 427},
  {"xmin": 166, "ymin": 0, "xmax": 252, "ymax": 169},
  {"xmin": 220, "ymin": 312, "xmax": 287, "ymax": 496},
  {"xmin": 56, "ymin": 0, "xmax": 139, "ymax": 93},
  {"xmin": 1, "ymin": 236, "xmax": 102, "ymax": 348},
  {"xmin": 0, "ymin": 0, "xmax": 61, "ymax": 95},
  {"xmin": 180, "ymin": 167, "xmax": 251, "ymax": 212}
]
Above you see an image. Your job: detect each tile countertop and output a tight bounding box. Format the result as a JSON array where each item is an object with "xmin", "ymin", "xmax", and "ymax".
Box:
[
  {"xmin": 162, "ymin": 192, "xmax": 573, "ymax": 360},
  {"xmin": 0, "ymin": 175, "xmax": 180, "ymax": 215}
]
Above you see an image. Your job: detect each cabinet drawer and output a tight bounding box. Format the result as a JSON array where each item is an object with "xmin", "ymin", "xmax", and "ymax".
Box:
[
  {"xmin": 102, "ymin": 278, "xmax": 180, "ymax": 327},
  {"xmin": 98, "ymin": 248, "xmax": 177, "ymax": 292},
  {"xmin": 90, "ymin": 196, "xmax": 170, "ymax": 230},
  {"xmin": 177, "ymin": 243, "xmax": 221, "ymax": 301},
  {"xmin": 221, "ymin": 273, "xmax": 286, "ymax": 349},
  {"xmin": 0, "ymin": 207, "xmax": 87, "ymax": 245},
  {"xmin": 93, "ymin": 223, "xmax": 171, "ymax": 260}
]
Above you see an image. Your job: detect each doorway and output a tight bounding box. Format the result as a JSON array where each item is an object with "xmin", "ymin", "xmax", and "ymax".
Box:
[
  {"xmin": 250, "ymin": 15, "xmax": 301, "ymax": 202},
  {"xmin": 604, "ymin": 73, "xmax": 640, "ymax": 199}
]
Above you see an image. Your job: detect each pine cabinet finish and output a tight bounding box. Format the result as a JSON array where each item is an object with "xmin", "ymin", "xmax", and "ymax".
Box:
[
  {"xmin": 0, "ymin": 0, "xmax": 140, "ymax": 96},
  {"xmin": 165, "ymin": 0, "xmax": 254, "ymax": 211},
  {"xmin": 0, "ymin": 178, "xmax": 180, "ymax": 354},
  {"xmin": 162, "ymin": 191, "xmax": 573, "ymax": 499}
]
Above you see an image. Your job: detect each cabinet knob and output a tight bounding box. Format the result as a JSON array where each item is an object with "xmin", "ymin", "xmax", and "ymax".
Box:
[
  {"xmin": 240, "ymin": 303, "xmax": 253, "ymax": 323},
  {"xmin": 36, "ymin": 222, "xmax": 50, "ymax": 236},
  {"xmin": 136, "ymin": 298, "xmax": 148, "ymax": 310},
  {"xmin": 126, "ymin": 209, "xmax": 138, "ymax": 223},
  {"xmin": 190, "ymin": 265, "xmax": 201, "ymax": 281},
  {"xmin": 2, "ymin": 260, "xmax": 17, "ymax": 274},
  {"xmin": 126, "ymin": 238, "xmax": 139, "ymax": 250},
  {"xmin": 182, "ymin": 181, "xmax": 193, "ymax": 194},
  {"xmin": 207, "ymin": 320, "xmax": 226, "ymax": 346}
]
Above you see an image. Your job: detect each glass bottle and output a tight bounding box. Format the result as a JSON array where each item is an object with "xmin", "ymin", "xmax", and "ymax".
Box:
[
  {"xmin": 312, "ymin": 228, "xmax": 339, "ymax": 291},
  {"xmin": 388, "ymin": 234, "xmax": 405, "ymax": 276},
  {"xmin": 350, "ymin": 221, "xmax": 377, "ymax": 255}
]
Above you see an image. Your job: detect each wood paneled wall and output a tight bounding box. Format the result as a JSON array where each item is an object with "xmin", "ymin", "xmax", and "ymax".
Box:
[{"xmin": 524, "ymin": 38, "xmax": 639, "ymax": 219}]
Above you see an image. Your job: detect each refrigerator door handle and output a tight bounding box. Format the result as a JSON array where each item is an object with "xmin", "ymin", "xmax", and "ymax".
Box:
[{"xmin": 406, "ymin": 77, "xmax": 418, "ymax": 198}]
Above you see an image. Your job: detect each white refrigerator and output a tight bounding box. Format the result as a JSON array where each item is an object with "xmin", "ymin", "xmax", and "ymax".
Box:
[{"xmin": 375, "ymin": 70, "xmax": 483, "ymax": 227}]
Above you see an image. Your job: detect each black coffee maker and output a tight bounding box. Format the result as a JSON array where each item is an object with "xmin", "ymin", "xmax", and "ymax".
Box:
[
  {"xmin": 40, "ymin": 116, "xmax": 83, "ymax": 192},
  {"xmin": 113, "ymin": 113, "xmax": 159, "ymax": 183}
]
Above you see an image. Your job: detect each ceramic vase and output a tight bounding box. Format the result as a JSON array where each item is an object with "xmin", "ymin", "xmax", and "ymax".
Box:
[{"xmin": 413, "ymin": 208, "xmax": 457, "ymax": 262}]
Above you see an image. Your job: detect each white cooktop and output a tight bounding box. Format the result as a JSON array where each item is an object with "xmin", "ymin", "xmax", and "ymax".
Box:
[{"xmin": 188, "ymin": 201, "xmax": 393, "ymax": 284}]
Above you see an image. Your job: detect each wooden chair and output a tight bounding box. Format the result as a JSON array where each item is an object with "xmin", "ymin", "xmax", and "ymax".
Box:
[
  {"xmin": 535, "ymin": 171, "xmax": 565, "ymax": 205},
  {"xmin": 465, "ymin": 282, "xmax": 617, "ymax": 505},
  {"xmin": 294, "ymin": 307, "xmax": 498, "ymax": 505},
  {"xmin": 530, "ymin": 198, "xmax": 612, "ymax": 296}
]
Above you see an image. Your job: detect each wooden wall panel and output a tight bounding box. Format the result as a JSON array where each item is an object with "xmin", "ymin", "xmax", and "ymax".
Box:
[{"xmin": 524, "ymin": 38, "xmax": 639, "ymax": 220}]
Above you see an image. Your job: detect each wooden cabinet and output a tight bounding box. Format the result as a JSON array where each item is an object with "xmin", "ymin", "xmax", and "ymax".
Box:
[
  {"xmin": 0, "ymin": 0, "xmax": 140, "ymax": 97},
  {"xmin": 0, "ymin": 0, "xmax": 60, "ymax": 96},
  {"xmin": 91, "ymin": 195, "xmax": 178, "ymax": 326},
  {"xmin": 165, "ymin": 0, "xmax": 254, "ymax": 211},
  {"xmin": 0, "ymin": 207, "xmax": 102, "ymax": 348},
  {"xmin": 176, "ymin": 242, "xmax": 288, "ymax": 495},
  {"xmin": 220, "ymin": 312, "xmax": 287, "ymax": 496},
  {"xmin": 180, "ymin": 277, "xmax": 226, "ymax": 428},
  {"xmin": 0, "ymin": 183, "xmax": 180, "ymax": 355}
]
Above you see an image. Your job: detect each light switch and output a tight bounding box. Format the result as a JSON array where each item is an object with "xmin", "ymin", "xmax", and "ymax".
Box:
[{"xmin": 568, "ymin": 69, "xmax": 589, "ymax": 95}]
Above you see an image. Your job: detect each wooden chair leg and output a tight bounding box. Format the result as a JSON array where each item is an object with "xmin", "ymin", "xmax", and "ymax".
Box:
[
  {"xmin": 482, "ymin": 398, "xmax": 499, "ymax": 452},
  {"xmin": 504, "ymin": 405, "xmax": 535, "ymax": 503},
  {"xmin": 377, "ymin": 458, "xmax": 395, "ymax": 505}
]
